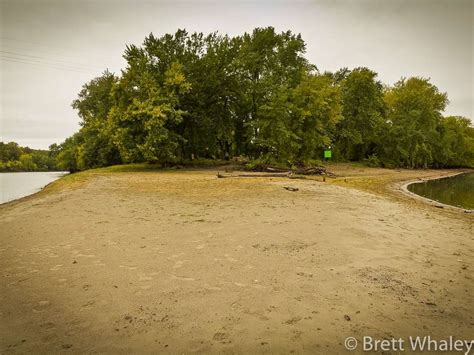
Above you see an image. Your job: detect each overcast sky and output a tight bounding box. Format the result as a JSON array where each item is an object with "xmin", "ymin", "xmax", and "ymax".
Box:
[{"xmin": 0, "ymin": 0, "xmax": 472, "ymax": 149}]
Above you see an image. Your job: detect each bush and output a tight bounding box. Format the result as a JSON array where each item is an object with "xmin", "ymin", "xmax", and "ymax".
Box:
[{"xmin": 364, "ymin": 154, "xmax": 381, "ymax": 167}]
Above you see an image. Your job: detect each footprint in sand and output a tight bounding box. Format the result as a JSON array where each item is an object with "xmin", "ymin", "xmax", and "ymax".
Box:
[
  {"xmin": 213, "ymin": 331, "xmax": 230, "ymax": 342},
  {"xmin": 284, "ymin": 316, "xmax": 302, "ymax": 325}
]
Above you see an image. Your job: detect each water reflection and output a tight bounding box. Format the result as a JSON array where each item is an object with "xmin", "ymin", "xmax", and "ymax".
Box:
[{"xmin": 408, "ymin": 173, "xmax": 474, "ymax": 209}]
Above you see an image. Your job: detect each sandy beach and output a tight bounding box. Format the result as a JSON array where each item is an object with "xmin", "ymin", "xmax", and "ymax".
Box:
[{"xmin": 1, "ymin": 165, "xmax": 473, "ymax": 353}]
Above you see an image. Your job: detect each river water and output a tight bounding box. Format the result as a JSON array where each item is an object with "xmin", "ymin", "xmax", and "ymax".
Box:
[
  {"xmin": 0, "ymin": 172, "xmax": 68, "ymax": 204},
  {"xmin": 407, "ymin": 172, "xmax": 474, "ymax": 209}
]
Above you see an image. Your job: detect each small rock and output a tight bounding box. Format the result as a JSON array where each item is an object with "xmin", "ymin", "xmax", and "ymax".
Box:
[{"xmin": 344, "ymin": 315, "xmax": 351, "ymax": 321}]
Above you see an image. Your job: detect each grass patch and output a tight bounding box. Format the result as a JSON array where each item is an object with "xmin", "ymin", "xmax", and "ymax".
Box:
[
  {"xmin": 74, "ymin": 160, "xmax": 232, "ymax": 174},
  {"xmin": 91, "ymin": 163, "xmax": 163, "ymax": 173}
]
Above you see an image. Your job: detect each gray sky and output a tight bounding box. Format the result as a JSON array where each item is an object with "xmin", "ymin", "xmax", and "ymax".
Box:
[{"xmin": 1, "ymin": 0, "xmax": 472, "ymax": 149}]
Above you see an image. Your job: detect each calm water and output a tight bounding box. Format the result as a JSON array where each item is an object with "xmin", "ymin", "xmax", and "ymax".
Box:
[
  {"xmin": 407, "ymin": 173, "xmax": 474, "ymax": 209},
  {"xmin": 0, "ymin": 172, "xmax": 68, "ymax": 204}
]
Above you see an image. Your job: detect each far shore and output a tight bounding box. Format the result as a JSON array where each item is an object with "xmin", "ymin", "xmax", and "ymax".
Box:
[{"xmin": 1, "ymin": 164, "xmax": 472, "ymax": 353}]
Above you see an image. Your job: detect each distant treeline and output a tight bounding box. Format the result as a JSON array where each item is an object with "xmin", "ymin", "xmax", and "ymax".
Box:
[
  {"xmin": 0, "ymin": 142, "xmax": 59, "ymax": 172},
  {"xmin": 52, "ymin": 28, "xmax": 473, "ymax": 172}
]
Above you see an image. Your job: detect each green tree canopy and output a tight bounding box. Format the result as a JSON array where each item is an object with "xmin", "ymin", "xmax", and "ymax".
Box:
[{"xmin": 53, "ymin": 28, "xmax": 473, "ymax": 171}]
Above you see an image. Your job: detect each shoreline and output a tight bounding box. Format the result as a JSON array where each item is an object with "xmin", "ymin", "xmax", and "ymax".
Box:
[
  {"xmin": 399, "ymin": 171, "xmax": 473, "ymax": 213},
  {"xmin": 2, "ymin": 164, "xmax": 471, "ymax": 208}
]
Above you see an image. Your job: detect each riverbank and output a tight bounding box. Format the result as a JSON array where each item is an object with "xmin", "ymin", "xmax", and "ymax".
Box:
[{"xmin": 1, "ymin": 165, "xmax": 472, "ymax": 353}]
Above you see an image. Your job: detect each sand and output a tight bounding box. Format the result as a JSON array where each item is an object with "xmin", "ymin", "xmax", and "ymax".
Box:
[{"xmin": 0, "ymin": 166, "xmax": 473, "ymax": 353}]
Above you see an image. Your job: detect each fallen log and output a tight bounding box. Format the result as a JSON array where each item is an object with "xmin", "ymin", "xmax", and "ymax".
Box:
[
  {"xmin": 247, "ymin": 164, "xmax": 336, "ymax": 177},
  {"xmin": 217, "ymin": 171, "xmax": 333, "ymax": 180},
  {"xmin": 218, "ymin": 172, "xmax": 292, "ymax": 178},
  {"xmin": 248, "ymin": 164, "xmax": 290, "ymax": 173}
]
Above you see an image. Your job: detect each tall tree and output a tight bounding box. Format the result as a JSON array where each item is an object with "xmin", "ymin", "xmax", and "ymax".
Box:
[
  {"xmin": 72, "ymin": 70, "xmax": 120, "ymax": 169},
  {"xmin": 381, "ymin": 77, "xmax": 448, "ymax": 168},
  {"xmin": 435, "ymin": 116, "xmax": 474, "ymax": 167},
  {"xmin": 334, "ymin": 67, "xmax": 386, "ymax": 161}
]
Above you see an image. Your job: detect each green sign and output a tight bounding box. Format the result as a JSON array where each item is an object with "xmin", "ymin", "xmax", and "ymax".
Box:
[{"xmin": 324, "ymin": 150, "xmax": 332, "ymax": 159}]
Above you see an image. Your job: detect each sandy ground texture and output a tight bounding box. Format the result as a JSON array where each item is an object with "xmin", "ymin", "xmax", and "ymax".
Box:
[{"xmin": 0, "ymin": 165, "xmax": 473, "ymax": 354}]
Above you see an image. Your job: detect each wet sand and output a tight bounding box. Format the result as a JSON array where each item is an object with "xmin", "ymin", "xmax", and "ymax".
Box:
[{"xmin": 1, "ymin": 166, "xmax": 473, "ymax": 353}]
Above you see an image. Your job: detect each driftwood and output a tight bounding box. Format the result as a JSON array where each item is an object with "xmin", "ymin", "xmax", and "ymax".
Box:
[
  {"xmin": 217, "ymin": 164, "xmax": 336, "ymax": 180},
  {"xmin": 218, "ymin": 172, "xmax": 291, "ymax": 178},
  {"xmin": 249, "ymin": 164, "xmax": 288, "ymax": 173},
  {"xmin": 246, "ymin": 164, "xmax": 336, "ymax": 177}
]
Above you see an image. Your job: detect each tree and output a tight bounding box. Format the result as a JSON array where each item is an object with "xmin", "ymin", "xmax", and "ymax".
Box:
[
  {"xmin": 435, "ymin": 116, "xmax": 474, "ymax": 167},
  {"xmin": 0, "ymin": 142, "xmax": 22, "ymax": 162},
  {"xmin": 291, "ymin": 74, "xmax": 342, "ymax": 163},
  {"xmin": 55, "ymin": 133, "xmax": 84, "ymax": 172},
  {"xmin": 334, "ymin": 67, "xmax": 386, "ymax": 161},
  {"xmin": 233, "ymin": 27, "xmax": 315, "ymax": 159},
  {"xmin": 19, "ymin": 154, "xmax": 37, "ymax": 171},
  {"xmin": 72, "ymin": 70, "xmax": 120, "ymax": 169},
  {"xmin": 381, "ymin": 77, "xmax": 448, "ymax": 168},
  {"xmin": 109, "ymin": 60, "xmax": 191, "ymax": 163}
]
